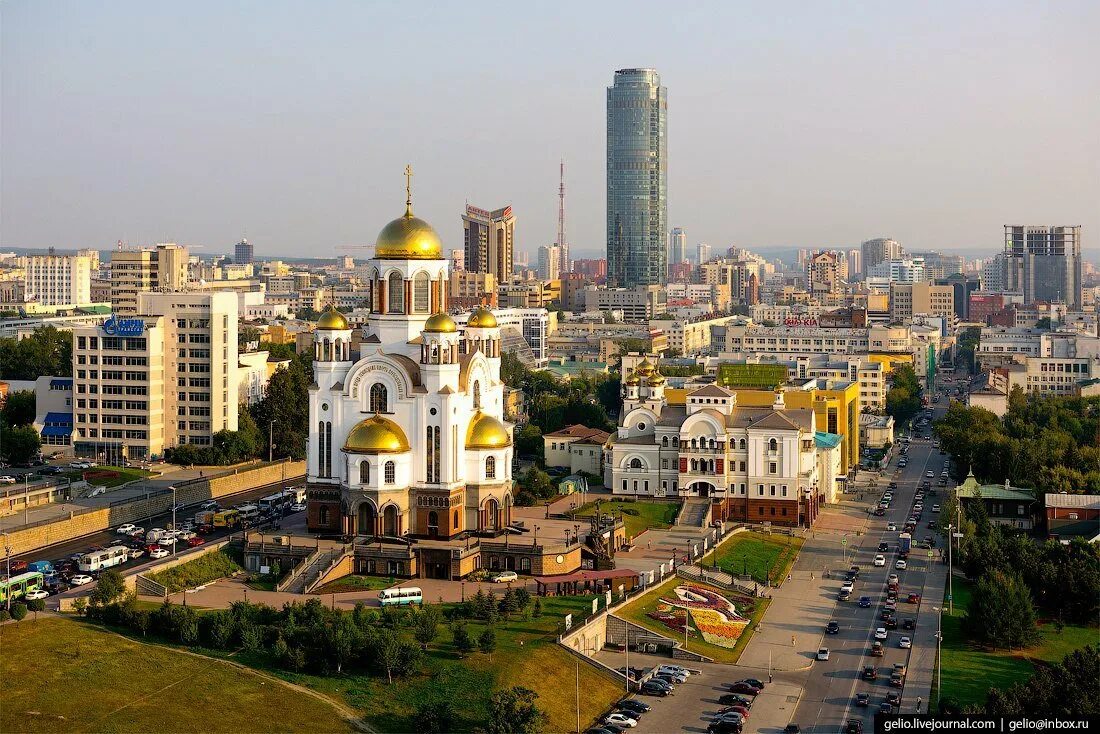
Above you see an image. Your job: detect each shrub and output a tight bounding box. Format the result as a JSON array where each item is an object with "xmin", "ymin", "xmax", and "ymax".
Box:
[
  {"xmin": 148, "ymin": 549, "xmax": 242, "ymax": 593},
  {"xmin": 0, "ymin": 609, "xmax": 10, "ymax": 622},
  {"xmin": 10, "ymin": 603, "xmax": 28, "ymax": 621}
]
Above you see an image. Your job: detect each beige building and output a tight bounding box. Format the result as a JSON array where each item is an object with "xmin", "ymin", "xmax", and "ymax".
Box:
[
  {"xmin": 649, "ymin": 314, "xmax": 741, "ymax": 356},
  {"xmin": 889, "ymin": 282, "xmax": 954, "ymax": 321},
  {"xmin": 583, "ymin": 285, "xmax": 666, "ymax": 322},
  {"xmin": 19, "ymin": 253, "xmax": 94, "ymax": 306},
  {"xmin": 462, "ymin": 204, "xmax": 514, "ymax": 281},
  {"xmin": 110, "ymin": 244, "xmax": 189, "ymax": 314},
  {"xmin": 71, "ymin": 291, "xmax": 238, "ymax": 461},
  {"xmin": 543, "ymin": 424, "xmax": 610, "ymax": 476},
  {"xmin": 449, "ymin": 270, "xmax": 497, "ymax": 308}
]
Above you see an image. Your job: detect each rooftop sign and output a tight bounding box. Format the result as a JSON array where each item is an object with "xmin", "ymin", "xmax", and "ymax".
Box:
[{"xmin": 103, "ymin": 316, "xmax": 145, "ymax": 336}]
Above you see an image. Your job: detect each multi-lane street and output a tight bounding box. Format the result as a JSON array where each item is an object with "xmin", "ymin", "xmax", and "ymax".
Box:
[{"xmin": 792, "ymin": 425, "xmax": 950, "ymax": 731}]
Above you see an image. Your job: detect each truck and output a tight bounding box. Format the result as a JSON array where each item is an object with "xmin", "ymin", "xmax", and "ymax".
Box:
[
  {"xmin": 212, "ymin": 508, "xmax": 240, "ymax": 529},
  {"xmin": 898, "ymin": 532, "xmax": 912, "ymax": 554},
  {"xmin": 27, "ymin": 560, "xmax": 55, "ymax": 576},
  {"xmin": 193, "ymin": 510, "xmax": 215, "ymax": 526}
]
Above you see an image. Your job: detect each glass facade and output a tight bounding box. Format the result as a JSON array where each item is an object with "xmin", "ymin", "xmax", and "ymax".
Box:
[{"xmin": 606, "ymin": 68, "xmax": 667, "ymax": 287}]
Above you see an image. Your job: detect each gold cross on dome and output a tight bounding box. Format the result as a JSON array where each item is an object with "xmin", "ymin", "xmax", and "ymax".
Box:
[{"xmin": 404, "ymin": 164, "xmax": 413, "ymax": 215}]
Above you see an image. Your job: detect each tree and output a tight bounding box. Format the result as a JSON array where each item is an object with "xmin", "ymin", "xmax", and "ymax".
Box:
[
  {"xmin": 532, "ymin": 597, "xmax": 542, "ymax": 618},
  {"xmin": 9, "ymin": 603, "xmax": 27, "ymax": 621},
  {"xmin": 239, "ymin": 326, "xmax": 262, "ymax": 348},
  {"xmin": 27, "ymin": 598, "xmax": 45, "ymax": 620},
  {"xmin": 499, "ymin": 589, "xmax": 518, "ymax": 621},
  {"xmin": 963, "ymin": 570, "xmax": 1040, "ymax": 649},
  {"xmin": 90, "ymin": 569, "xmax": 126, "ymax": 607},
  {"xmin": 885, "ymin": 364, "xmax": 923, "ymax": 426},
  {"xmin": 452, "ymin": 624, "xmax": 473, "ymax": 655},
  {"xmin": 478, "ymin": 627, "xmax": 497, "ymax": 661},
  {"xmin": 1, "ymin": 390, "xmax": 36, "ymax": 427},
  {"xmin": 0, "ymin": 326, "xmax": 72, "ymax": 380},
  {"xmin": 414, "ymin": 605, "xmax": 441, "ymax": 649},
  {"xmin": 376, "ymin": 629, "xmax": 402, "ymax": 683},
  {"xmin": 514, "ymin": 424, "xmax": 544, "ymax": 459},
  {"xmin": 0, "ymin": 424, "xmax": 41, "ymax": 464},
  {"xmin": 486, "ymin": 686, "xmax": 548, "ymax": 734},
  {"xmin": 249, "ymin": 357, "xmax": 312, "ymax": 460},
  {"xmin": 415, "ymin": 700, "xmax": 456, "ymax": 734},
  {"xmin": 325, "ymin": 613, "xmax": 360, "ymax": 673}
]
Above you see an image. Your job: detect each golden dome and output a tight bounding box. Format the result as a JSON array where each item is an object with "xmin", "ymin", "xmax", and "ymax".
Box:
[
  {"xmin": 316, "ymin": 305, "xmax": 350, "ymax": 330},
  {"xmin": 467, "ymin": 306, "xmax": 498, "ymax": 328},
  {"xmin": 466, "ymin": 411, "xmax": 511, "ymax": 450},
  {"xmin": 635, "ymin": 359, "xmax": 655, "ymax": 376},
  {"xmin": 424, "ymin": 312, "xmax": 458, "ymax": 333},
  {"xmin": 375, "ymin": 211, "xmax": 443, "ymax": 260},
  {"xmin": 647, "ymin": 373, "xmax": 666, "ymax": 386},
  {"xmin": 624, "ymin": 371, "xmax": 641, "ymax": 387},
  {"xmin": 343, "ymin": 415, "xmax": 411, "ymax": 454}
]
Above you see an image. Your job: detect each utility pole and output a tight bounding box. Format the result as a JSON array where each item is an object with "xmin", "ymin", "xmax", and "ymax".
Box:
[
  {"xmin": 575, "ymin": 658, "xmax": 580, "ymax": 734},
  {"xmin": 269, "ymin": 420, "xmax": 275, "ymax": 463},
  {"xmin": 2, "ymin": 533, "xmax": 11, "ymax": 611}
]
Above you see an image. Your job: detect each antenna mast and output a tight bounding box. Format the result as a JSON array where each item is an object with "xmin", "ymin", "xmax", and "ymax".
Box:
[{"xmin": 557, "ymin": 160, "xmax": 568, "ymax": 274}]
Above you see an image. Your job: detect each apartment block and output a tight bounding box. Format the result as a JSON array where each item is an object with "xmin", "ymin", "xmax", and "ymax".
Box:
[
  {"xmin": 19, "ymin": 253, "xmax": 94, "ymax": 306},
  {"xmin": 583, "ymin": 285, "xmax": 666, "ymax": 323},
  {"xmin": 889, "ymin": 282, "xmax": 955, "ymax": 321},
  {"xmin": 71, "ymin": 291, "xmax": 238, "ymax": 462},
  {"xmin": 110, "ymin": 244, "xmax": 189, "ymax": 314}
]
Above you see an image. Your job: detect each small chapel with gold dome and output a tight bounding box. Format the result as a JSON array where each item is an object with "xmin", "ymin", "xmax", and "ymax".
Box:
[{"xmin": 306, "ymin": 172, "xmax": 515, "ymax": 560}]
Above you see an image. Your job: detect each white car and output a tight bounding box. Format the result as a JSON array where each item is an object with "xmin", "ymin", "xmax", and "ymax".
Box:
[
  {"xmin": 290, "ymin": 502, "xmax": 307, "ymax": 512},
  {"xmin": 116, "ymin": 523, "xmax": 138, "ymax": 535},
  {"xmin": 841, "ymin": 581, "xmax": 855, "ymax": 593},
  {"xmin": 899, "ymin": 637, "xmax": 912, "ymax": 649},
  {"xmin": 604, "ymin": 713, "xmax": 638, "ymax": 728},
  {"xmin": 491, "ymin": 571, "xmax": 518, "ymax": 583},
  {"xmin": 128, "ymin": 527, "xmax": 145, "ymax": 537},
  {"xmin": 148, "ymin": 548, "xmax": 170, "ymax": 559},
  {"xmin": 158, "ymin": 536, "xmax": 178, "ymax": 547},
  {"xmin": 932, "ymin": 505, "xmax": 941, "ymax": 513},
  {"xmin": 128, "ymin": 548, "xmax": 145, "ymax": 560},
  {"xmin": 24, "ymin": 589, "xmax": 49, "ymax": 600},
  {"xmin": 69, "ymin": 461, "xmax": 93, "ymax": 469},
  {"xmin": 817, "ymin": 648, "xmax": 830, "ymax": 661},
  {"xmin": 887, "ymin": 574, "xmax": 899, "ymax": 585},
  {"xmin": 887, "ymin": 522, "xmax": 897, "ymax": 531},
  {"xmin": 176, "ymin": 530, "xmax": 196, "ymax": 541},
  {"xmin": 875, "ymin": 627, "xmax": 888, "ymax": 640},
  {"xmin": 873, "ymin": 554, "xmax": 886, "ymax": 567},
  {"xmin": 926, "ymin": 471, "xmax": 934, "ymax": 478},
  {"xmin": 656, "ymin": 664, "xmax": 690, "ymax": 677},
  {"xmin": 70, "ymin": 574, "xmax": 94, "ymax": 586},
  {"xmin": 896, "ymin": 559, "xmax": 908, "ymax": 570},
  {"xmin": 0, "ymin": 475, "xmax": 17, "ymax": 485}
]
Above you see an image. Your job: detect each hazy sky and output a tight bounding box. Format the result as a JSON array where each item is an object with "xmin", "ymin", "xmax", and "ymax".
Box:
[{"xmin": 3, "ymin": 1, "xmax": 1098, "ymax": 261}]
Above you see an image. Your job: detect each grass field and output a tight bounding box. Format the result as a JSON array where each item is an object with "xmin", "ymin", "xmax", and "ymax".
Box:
[
  {"xmin": 230, "ymin": 594, "xmax": 621, "ymax": 732},
  {"xmin": 936, "ymin": 577, "xmax": 1100, "ymax": 709},
  {"xmin": 65, "ymin": 466, "xmax": 154, "ymax": 488},
  {"xmin": 0, "ymin": 617, "xmax": 354, "ymax": 734},
  {"xmin": 313, "ymin": 574, "xmax": 397, "ymax": 595},
  {"xmin": 574, "ymin": 499, "xmax": 680, "ymax": 538},
  {"xmin": 617, "ymin": 574, "xmax": 769, "ymax": 664},
  {"xmin": 712, "ymin": 531, "xmax": 803, "ymax": 586}
]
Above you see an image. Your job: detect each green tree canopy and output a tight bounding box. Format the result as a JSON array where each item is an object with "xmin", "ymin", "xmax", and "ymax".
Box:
[
  {"xmin": 486, "ymin": 686, "xmax": 548, "ymax": 734},
  {"xmin": 0, "ymin": 326, "xmax": 72, "ymax": 380},
  {"xmin": 962, "ymin": 570, "xmax": 1040, "ymax": 649},
  {"xmin": 0, "ymin": 424, "xmax": 41, "ymax": 464},
  {"xmin": 1, "ymin": 390, "xmax": 36, "ymax": 427}
]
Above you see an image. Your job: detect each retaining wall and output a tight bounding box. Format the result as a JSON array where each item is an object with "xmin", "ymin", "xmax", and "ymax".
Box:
[{"xmin": 4, "ymin": 461, "xmax": 304, "ymax": 556}]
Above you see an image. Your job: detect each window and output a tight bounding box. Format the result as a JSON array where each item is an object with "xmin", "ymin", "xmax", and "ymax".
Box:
[
  {"xmin": 384, "ymin": 461, "xmax": 396, "ymax": 484},
  {"xmin": 769, "ymin": 438, "xmax": 778, "ymax": 452},
  {"xmin": 770, "ymin": 462, "xmax": 777, "ymax": 474},
  {"xmin": 629, "ymin": 458, "xmax": 643, "ymax": 469},
  {"xmin": 413, "ymin": 272, "xmax": 430, "ymax": 312},
  {"xmin": 387, "ymin": 272, "xmax": 404, "ymax": 313},
  {"xmin": 662, "ymin": 436, "xmax": 668, "ymax": 447},
  {"xmin": 757, "ymin": 484, "xmax": 764, "ymax": 496},
  {"xmin": 473, "ymin": 381, "xmax": 481, "ymax": 410},
  {"xmin": 360, "ymin": 461, "xmax": 370, "ymax": 484},
  {"xmin": 485, "ymin": 456, "xmax": 496, "ymax": 479},
  {"xmin": 369, "ymin": 383, "xmax": 388, "ymax": 413}
]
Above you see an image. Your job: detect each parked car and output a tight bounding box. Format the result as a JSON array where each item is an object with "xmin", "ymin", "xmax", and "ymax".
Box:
[
  {"xmin": 0, "ymin": 475, "xmax": 17, "ymax": 484},
  {"xmin": 148, "ymin": 548, "xmax": 170, "ymax": 559},
  {"xmin": 617, "ymin": 700, "xmax": 650, "ymax": 715},
  {"xmin": 117, "ymin": 523, "xmax": 138, "ymax": 535},
  {"xmin": 70, "ymin": 574, "xmax": 94, "ymax": 585},
  {"xmin": 640, "ymin": 681, "xmax": 670, "ymax": 697},
  {"xmin": 816, "ymin": 648, "xmax": 830, "ymax": 661},
  {"xmin": 718, "ymin": 694, "xmax": 753, "ymax": 707},
  {"xmin": 603, "ymin": 713, "xmax": 637, "ymax": 728},
  {"xmin": 491, "ymin": 571, "xmax": 519, "ymax": 583},
  {"xmin": 38, "ymin": 466, "xmax": 65, "ymax": 475},
  {"xmin": 127, "ymin": 548, "xmax": 145, "ymax": 560},
  {"xmin": 708, "ymin": 721, "xmax": 742, "ymax": 734},
  {"xmin": 740, "ymin": 678, "xmax": 766, "ymax": 689},
  {"xmin": 24, "ymin": 589, "xmax": 49, "ymax": 601},
  {"xmin": 726, "ymin": 682, "xmax": 761, "ymax": 696},
  {"xmin": 720, "ymin": 705, "xmax": 751, "ymax": 719}
]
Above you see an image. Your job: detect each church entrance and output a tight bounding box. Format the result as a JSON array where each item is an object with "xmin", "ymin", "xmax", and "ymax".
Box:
[
  {"xmin": 427, "ymin": 511, "xmax": 439, "ymax": 538},
  {"xmin": 692, "ymin": 482, "xmax": 715, "ymax": 497},
  {"xmin": 419, "ymin": 548, "xmax": 451, "ymax": 580},
  {"xmin": 484, "ymin": 498, "xmax": 499, "ymax": 531},
  {"xmin": 383, "ymin": 505, "xmax": 399, "ymax": 537},
  {"xmin": 358, "ymin": 503, "xmax": 377, "ymax": 537}
]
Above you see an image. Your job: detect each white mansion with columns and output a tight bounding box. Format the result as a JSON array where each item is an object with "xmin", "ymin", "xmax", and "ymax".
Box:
[{"xmin": 305, "ymin": 184, "xmax": 514, "ymax": 540}]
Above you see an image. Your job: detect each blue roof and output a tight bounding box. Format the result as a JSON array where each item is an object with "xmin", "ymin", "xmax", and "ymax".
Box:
[
  {"xmin": 50, "ymin": 378, "xmax": 72, "ymax": 389},
  {"xmin": 41, "ymin": 425, "xmax": 73, "ymax": 437},
  {"xmin": 815, "ymin": 431, "xmax": 843, "ymax": 450},
  {"xmin": 44, "ymin": 412, "xmax": 73, "ymax": 425}
]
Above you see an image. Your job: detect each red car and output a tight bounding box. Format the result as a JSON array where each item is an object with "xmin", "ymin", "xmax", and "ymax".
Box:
[
  {"xmin": 144, "ymin": 543, "xmax": 161, "ymax": 554},
  {"xmin": 9, "ymin": 559, "xmax": 28, "ymax": 573},
  {"xmin": 721, "ymin": 705, "xmax": 751, "ymax": 719},
  {"xmin": 186, "ymin": 536, "xmax": 205, "ymax": 547},
  {"xmin": 907, "ymin": 593, "xmax": 922, "ymax": 604}
]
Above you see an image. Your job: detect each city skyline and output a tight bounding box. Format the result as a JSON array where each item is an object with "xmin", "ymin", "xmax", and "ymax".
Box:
[{"xmin": 3, "ymin": 2, "xmax": 1098, "ymax": 260}]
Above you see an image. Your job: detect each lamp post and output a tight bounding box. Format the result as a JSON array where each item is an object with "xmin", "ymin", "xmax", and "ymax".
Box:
[
  {"xmin": 2, "ymin": 533, "xmax": 11, "ymax": 611},
  {"xmin": 533, "ymin": 525, "xmax": 539, "ymax": 548},
  {"xmin": 268, "ymin": 420, "xmax": 276, "ymax": 463}
]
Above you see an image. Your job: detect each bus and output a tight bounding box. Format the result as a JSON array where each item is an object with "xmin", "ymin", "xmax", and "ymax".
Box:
[
  {"xmin": 0, "ymin": 572, "xmax": 44, "ymax": 605},
  {"xmin": 258, "ymin": 493, "xmax": 291, "ymax": 513},
  {"xmin": 378, "ymin": 587, "xmax": 423, "ymax": 606},
  {"xmin": 78, "ymin": 545, "xmax": 130, "ymax": 573},
  {"xmin": 213, "ymin": 509, "xmax": 240, "ymax": 528},
  {"xmin": 284, "ymin": 486, "xmax": 306, "ymax": 504}
]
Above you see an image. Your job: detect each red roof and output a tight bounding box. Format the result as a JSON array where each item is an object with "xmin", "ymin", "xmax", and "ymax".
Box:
[
  {"xmin": 544, "ymin": 424, "xmax": 611, "ymax": 441},
  {"xmin": 534, "ymin": 568, "xmax": 639, "ymax": 584}
]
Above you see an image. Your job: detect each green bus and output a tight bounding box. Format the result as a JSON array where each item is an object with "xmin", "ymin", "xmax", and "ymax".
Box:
[{"xmin": 0, "ymin": 571, "xmax": 45, "ymax": 604}]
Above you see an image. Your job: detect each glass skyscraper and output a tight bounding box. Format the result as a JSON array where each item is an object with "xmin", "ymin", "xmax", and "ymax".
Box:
[{"xmin": 606, "ymin": 68, "xmax": 667, "ymax": 287}]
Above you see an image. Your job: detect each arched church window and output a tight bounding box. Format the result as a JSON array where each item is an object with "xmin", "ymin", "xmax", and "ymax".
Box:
[
  {"xmin": 629, "ymin": 457, "xmax": 643, "ymax": 469},
  {"xmin": 359, "ymin": 461, "xmax": 370, "ymax": 484},
  {"xmin": 384, "ymin": 461, "xmax": 396, "ymax": 484},
  {"xmin": 473, "ymin": 380, "xmax": 481, "ymax": 410},
  {"xmin": 485, "ymin": 456, "xmax": 496, "ymax": 479},
  {"xmin": 387, "ymin": 272, "xmax": 404, "ymax": 313},
  {"xmin": 769, "ymin": 438, "xmax": 778, "ymax": 452},
  {"xmin": 413, "ymin": 272, "xmax": 430, "ymax": 313},
  {"xmin": 369, "ymin": 383, "xmax": 388, "ymax": 413},
  {"xmin": 662, "ymin": 436, "xmax": 669, "ymax": 447}
]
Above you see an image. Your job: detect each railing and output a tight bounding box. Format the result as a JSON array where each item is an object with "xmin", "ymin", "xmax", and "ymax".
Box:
[
  {"xmin": 304, "ymin": 544, "xmax": 352, "ymax": 594},
  {"xmin": 353, "ymin": 543, "xmax": 416, "ymax": 559},
  {"xmin": 276, "ymin": 547, "xmax": 321, "ymax": 592}
]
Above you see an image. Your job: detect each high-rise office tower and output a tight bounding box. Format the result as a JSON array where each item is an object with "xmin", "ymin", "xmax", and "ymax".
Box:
[
  {"xmin": 462, "ymin": 204, "xmax": 515, "ymax": 281},
  {"xmin": 861, "ymin": 238, "xmax": 903, "ymax": 271},
  {"xmin": 847, "ymin": 249, "xmax": 862, "ymax": 278},
  {"xmin": 537, "ymin": 244, "xmax": 562, "ymax": 281},
  {"xmin": 669, "ymin": 227, "xmax": 687, "ymax": 266},
  {"xmin": 696, "ymin": 242, "xmax": 711, "ymax": 265},
  {"xmin": 110, "ymin": 243, "xmax": 189, "ymax": 315},
  {"xmin": 606, "ymin": 68, "xmax": 667, "ymax": 287},
  {"xmin": 1003, "ymin": 225, "xmax": 1082, "ymax": 308},
  {"xmin": 234, "ymin": 238, "xmax": 254, "ymax": 264}
]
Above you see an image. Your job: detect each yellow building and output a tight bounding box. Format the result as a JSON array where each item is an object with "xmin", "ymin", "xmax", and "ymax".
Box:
[{"xmin": 867, "ymin": 352, "xmax": 914, "ymax": 374}]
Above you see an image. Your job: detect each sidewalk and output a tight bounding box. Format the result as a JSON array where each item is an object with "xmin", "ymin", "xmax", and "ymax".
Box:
[{"xmin": 902, "ymin": 556, "xmax": 948, "ymax": 713}]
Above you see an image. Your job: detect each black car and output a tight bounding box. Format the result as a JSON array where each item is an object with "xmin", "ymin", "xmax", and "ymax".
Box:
[
  {"xmin": 878, "ymin": 542, "xmax": 889, "ymax": 552},
  {"xmin": 601, "ymin": 725, "xmax": 626, "ymax": 734},
  {"xmin": 708, "ymin": 721, "xmax": 742, "ymax": 734},
  {"xmin": 586, "ymin": 729, "xmax": 614, "ymax": 734},
  {"xmin": 618, "ymin": 700, "xmax": 650, "ymax": 715},
  {"xmin": 740, "ymin": 678, "xmax": 765, "ymax": 689},
  {"xmin": 727, "ymin": 682, "xmax": 761, "ymax": 695},
  {"xmin": 886, "ymin": 692, "xmax": 901, "ymax": 706},
  {"xmin": 879, "ymin": 702, "xmax": 894, "ymax": 714},
  {"xmin": 825, "ymin": 620, "xmax": 840, "ymax": 634},
  {"xmin": 640, "ymin": 682, "xmax": 670, "ymax": 697},
  {"xmin": 719, "ymin": 693, "xmax": 753, "ymax": 707},
  {"xmin": 885, "ymin": 618, "xmax": 898, "ymax": 630},
  {"xmin": 862, "ymin": 665, "xmax": 877, "ymax": 681},
  {"xmin": 856, "ymin": 693, "xmax": 870, "ymax": 706},
  {"xmin": 784, "ymin": 726, "xmax": 801, "ymax": 734},
  {"xmin": 903, "ymin": 618, "xmax": 916, "ymax": 630},
  {"xmin": 846, "ymin": 720, "xmax": 864, "ymax": 734}
]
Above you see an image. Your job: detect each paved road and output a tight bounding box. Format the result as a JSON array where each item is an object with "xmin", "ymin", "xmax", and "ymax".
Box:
[
  {"xmin": 790, "ymin": 395, "xmax": 955, "ymax": 731},
  {"xmin": 11, "ymin": 475, "xmax": 305, "ymax": 569}
]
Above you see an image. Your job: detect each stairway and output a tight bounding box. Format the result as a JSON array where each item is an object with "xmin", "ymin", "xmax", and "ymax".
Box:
[
  {"xmin": 284, "ymin": 548, "xmax": 342, "ymax": 594},
  {"xmin": 676, "ymin": 498, "xmax": 711, "ymax": 528}
]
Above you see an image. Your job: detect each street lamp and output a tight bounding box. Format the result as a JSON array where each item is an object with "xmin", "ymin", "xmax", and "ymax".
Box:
[
  {"xmin": 533, "ymin": 525, "xmax": 539, "ymax": 547},
  {"xmin": 268, "ymin": 420, "xmax": 276, "ymax": 463},
  {"xmin": 1, "ymin": 533, "xmax": 11, "ymax": 611}
]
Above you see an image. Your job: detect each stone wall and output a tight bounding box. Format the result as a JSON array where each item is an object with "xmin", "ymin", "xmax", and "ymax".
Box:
[{"xmin": 4, "ymin": 461, "xmax": 304, "ymax": 556}]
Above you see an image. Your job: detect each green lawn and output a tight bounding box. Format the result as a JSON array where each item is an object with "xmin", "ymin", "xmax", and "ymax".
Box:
[
  {"xmin": 0, "ymin": 617, "xmax": 354, "ymax": 734},
  {"xmin": 712, "ymin": 531, "xmax": 803, "ymax": 586},
  {"xmin": 65, "ymin": 466, "xmax": 155, "ymax": 488},
  {"xmin": 313, "ymin": 574, "xmax": 397, "ymax": 595},
  {"xmin": 617, "ymin": 574, "xmax": 768, "ymax": 663},
  {"xmin": 226, "ymin": 594, "xmax": 621, "ymax": 733},
  {"xmin": 147, "ymin": 549, "xmax": 242, "ymax": 593},
  {"xmin": 573, "ymin": 499, "xmax": 680, "ymax": 539},
  {"xmin": 936, "ymin": 577, "xmax": 1100, "ymax": 710}
]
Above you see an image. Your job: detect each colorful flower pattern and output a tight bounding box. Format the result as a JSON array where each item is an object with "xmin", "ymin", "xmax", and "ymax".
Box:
[{"xmin": 647, "ymin": 584, "xmax": 749, "ymax": 648}]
